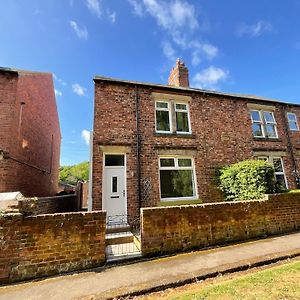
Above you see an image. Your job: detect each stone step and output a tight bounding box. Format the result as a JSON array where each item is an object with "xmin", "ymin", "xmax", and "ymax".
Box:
[
  {"xmin": 105, "ymin": 231, "xmax": 134, "ymax": 245},
  {"xmin": 106, "ymin": 252, "xmax": 143, "ymax": 264},
  {"xmin": 106, "ymin": 224, "xmax": 131, "ymax": 234}
]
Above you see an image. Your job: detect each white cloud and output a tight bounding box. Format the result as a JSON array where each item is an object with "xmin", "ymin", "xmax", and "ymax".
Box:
[
  {"xmin": 81, "ymin": 130, "xmax": 90, "ymax": 145},
  {"xmin": 55, "ymin": 89, "xmax": 62, "ymax": 97},
  {"xmin": 128, "ymin": 0, "xmax": 144, "ymax": 16},
  {"xmin": 142, "ymin": 0, "xmax": 198, "ymax": 36},
  {"xmin": 53, "ymin": 73, "xmax": 67, "ymax": 86},
  {"xmin": 128, "ymin": 0, "xmax": 218, "ymax": 66},
  {"xmin": 69, "ymin": 20, "xmax": 88, "ymax": 40},
  {"xmin": 237, "ymin": 21, "xmax": 272, "ymax": 37},
  {"xmin": 72, "ymin": 83, "xmax": 87, "ymax": 96},
  {"xmin": 107, "ymin": 9, "xmax": 116, "ymax": 23},
  {"xmin": 192, "ymin": 66, "xmax": 228, "ymax": 90},
  {"xmin": 85, "ymin": 0, "xmax": 102, "ymax": 18},
  {"xmin": 162, "ymin": 41, "xmax": 176, "ymax": 61},
  {"xmin": 190, "ymin": 41, "xmax": 218, "ymax": 66}
]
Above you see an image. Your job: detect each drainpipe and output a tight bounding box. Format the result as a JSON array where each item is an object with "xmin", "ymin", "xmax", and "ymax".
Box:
[
  {"xmin": 88, "ymin": 131, "xmax": 93, "ymax": 211},
  {"xmin": 135, "ymin": 85, "xmax": 142, "ymax": 212},
  {"xmin": 281, "ymin": 105, "xmax": 300, "ymax": 188}
]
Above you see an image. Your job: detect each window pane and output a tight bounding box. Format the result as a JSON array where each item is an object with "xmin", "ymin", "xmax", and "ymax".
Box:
[
  {"xmin": 160, "ymin": 170, "xmax": 194, "ymax": 198},
  {"xmin": 288, "ymin": 113, "xmax": 296, "ymax": 122},
  {"xmin": 156, "ymin": 110, "xmax": 170, "ymax": 131},
  {"xmin": 273, "ymin": 158, "xmax": 283, "ymax": 172},
  {"xmin": 176, "ymin": 111, "xmax": 189, "ymax": 132},
  {"xmin": 266, "ymin": 124, "xmax": 277, "ymax": 137},
  {"xmin": 264, "ymin": 112, "xmax": 275, "ymax": 123},
  {"xmin": 275, "ymin": 174, "xmax": 287, "ymax": 189},
  {"xmin": 178, "ymin": 158, "xmax": 192, "ymax": 167},
  {"xmin": 289, "ymin": 121, "xmax": 298, "ymax": 130},
  {"xmin": 112, "ymin": 176, "xmax": 117, "ymax": 193},
  {"xmin": 175, "ymin": 103, "xmax": 187, "ymax": 110},
  {"xmin": 251, "ymin": 111, "xmax": 261, "ymax": 122},
  {"xmin": 156, "ymin": 102, "xmax": 168, "ymax": 109},
  {"xmin": 105, "ymin": 155, "xmax": 124, "ymax": 166},
  {"xmin": 252, "ymin": 123, "xmax": 263, "ymax": 136},
  {"xmin": 160, "ymin": 158, "xmax": 175, "ymax": 167}
]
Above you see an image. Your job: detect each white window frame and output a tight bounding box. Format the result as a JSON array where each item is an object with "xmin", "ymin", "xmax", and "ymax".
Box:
[
  {"xmin": 155, "ymin": 100, "xmax": 192, "ymax": 134},
  {"xmin": 257, "ymin": 156, "xmax": 288, "ymax": 188},
  {"xmin": 155, "ymin": 101, "xmax": 172, "ymax": 133},
  {"xmin": 263, "ymin": 111, "xmax": 278, "ymax": 138},
  {"xmin": 287, "ymin": 112, "xmax": 299, "ymax": 131},
  {"xmin": 250, "ymin": 110, "xmax": 278, "ymax": 138},
  {"xmin": 174, "ymin": 102, "xmax": 192, "ymax": 134},
  {"xmin": 158, "ymin": 156, "xmax": 197, "ymax": 201},
  {"xmin": 250, "ymin": 110, "xmax": 265, "ymax": 137}
]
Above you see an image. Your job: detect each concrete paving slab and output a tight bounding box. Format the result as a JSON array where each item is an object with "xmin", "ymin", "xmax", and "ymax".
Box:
[{"xmin": 1, "ymin": 232, "xmax": 300, "ymax": 300}]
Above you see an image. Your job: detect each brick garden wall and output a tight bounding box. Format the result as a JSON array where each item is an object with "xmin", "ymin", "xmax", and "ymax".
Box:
[
  {"xmin": 141, "ymin": 193, "xmax": 300, "ymax": 256},
  {"xmin": 0, "ymin": 211, "xmax": 106, "ymax": 284},
  {"xmin": 18, "ymin": 194, "xmax": 78, "ymax": 215}
]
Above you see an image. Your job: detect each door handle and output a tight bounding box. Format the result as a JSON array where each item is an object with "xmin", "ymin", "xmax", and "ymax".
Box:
[{"xmin": 111, "ymin": 196, "xmax": 119, "ymax": 199}]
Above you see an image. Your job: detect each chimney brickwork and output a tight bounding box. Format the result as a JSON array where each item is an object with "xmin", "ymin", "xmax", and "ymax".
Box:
[{"xmin": 168, "ymin": 59, "xmax": 189, "ymax": 88}]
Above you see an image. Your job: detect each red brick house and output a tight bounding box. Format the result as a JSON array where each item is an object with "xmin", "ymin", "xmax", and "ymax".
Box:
[
  {"xmin": 91, "ymin": 60, "xmax": 300, "ymax": 221},
  {"xmin": 0, "ymin": 67, "xmax": 61, "ymax": 197}
]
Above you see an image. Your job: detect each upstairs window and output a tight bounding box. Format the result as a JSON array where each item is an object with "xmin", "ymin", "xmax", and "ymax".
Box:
[
  {"xmin": 250, "ymin": 110, "xmax": 278, "ymax": 138},
  {"xmin": 175, "ymin": 103, "xmax": 190, "ymax": 133},
  {"xmin": 155, "ymin": 101, "xmax": 191, "ymax": 134},
  {"xmin": 159, "ymin": 157, "xmax": 196, "ymax": 200},
  {"xmin": 155, "ymin": 102, "xmax": 171, "ymax": 133},
  {"xmin": 287, "ymin": 112, "xmax": 299, "ymax": 131}
]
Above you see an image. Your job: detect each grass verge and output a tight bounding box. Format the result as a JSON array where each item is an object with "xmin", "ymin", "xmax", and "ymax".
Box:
[{"xmin": 135, "ymin": 259, "xmax": 300, "ymax": 300}]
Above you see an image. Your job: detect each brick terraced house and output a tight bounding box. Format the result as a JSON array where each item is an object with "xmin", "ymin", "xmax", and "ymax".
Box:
[
  {"xmin": 91, "ymin": 59, "xmax": 300, "ymax": 221},
  {"xmin": 0, "ymin": 67, "xmax": 61, "ymax": 197}
]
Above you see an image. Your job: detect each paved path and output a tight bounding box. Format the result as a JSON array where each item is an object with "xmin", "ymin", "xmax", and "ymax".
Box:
[{"xmin": 1, "ymin": 232, "xmax": 300, "ymax": 300}]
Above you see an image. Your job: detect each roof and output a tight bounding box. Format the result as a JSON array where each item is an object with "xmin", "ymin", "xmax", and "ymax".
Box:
[
  {"xmin": 0, "ymin": 66, "xmax": 52, "ymax": 76},
  {"xmin": 94, "ymin": 75, "xmax": 300, "ymax": 107}
]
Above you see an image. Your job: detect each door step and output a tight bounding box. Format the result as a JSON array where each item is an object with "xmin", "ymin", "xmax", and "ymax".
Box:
[
  {"xmin": 106, "ymin": 242, "xmax": 142, "ymax": 263},
  {"xmin": 106, "ymin": 231, "xmax": 134, "ymax": 245},
  {"xmin": 106, "ymin": 224, "xmax": 131, "ymax": 234},
  {"xmin": 106, "ymin": 252, "xmax": 143, "ymax": 263}
]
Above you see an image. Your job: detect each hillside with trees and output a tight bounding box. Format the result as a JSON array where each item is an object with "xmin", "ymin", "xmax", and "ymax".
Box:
[{"xmin": 59, "ymin": 161, "xmax": 89, "ymax": 185}]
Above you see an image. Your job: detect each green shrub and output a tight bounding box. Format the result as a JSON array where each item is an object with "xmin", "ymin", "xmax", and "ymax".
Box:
[{"xmin": 219, "ymin": 160, "xmax": 275, "ymax": 201}]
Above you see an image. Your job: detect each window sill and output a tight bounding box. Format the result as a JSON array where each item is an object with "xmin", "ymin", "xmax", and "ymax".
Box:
[
  {"xmin": 253, "ymin": 137, "xmax": 281, "ymax": 142},
  {"xmin": 154, "ymin": 132, "xmax": 196, "ymax": 139},
  {"xmin": 158, "ymin": 199, "xmax": 202, "ymax": 207}
]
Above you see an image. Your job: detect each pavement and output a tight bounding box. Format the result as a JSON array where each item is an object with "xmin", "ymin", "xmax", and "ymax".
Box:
[{"xmin": 1, "ymin": 232, "xmax": 300, "ymax": 300}]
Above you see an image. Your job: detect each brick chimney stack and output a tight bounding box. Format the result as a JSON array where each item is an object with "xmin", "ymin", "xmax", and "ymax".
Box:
[{"xmin": 168, "ymin": 58, "xmax": 189, "ymax": 88}]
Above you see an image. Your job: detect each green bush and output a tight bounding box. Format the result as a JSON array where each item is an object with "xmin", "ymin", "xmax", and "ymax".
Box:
[{"xmin": 219, "ymin": 160, "xmax": 275, "ymax": 201}]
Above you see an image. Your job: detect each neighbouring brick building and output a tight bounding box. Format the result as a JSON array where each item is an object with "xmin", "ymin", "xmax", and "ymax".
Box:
[
  {"xmin": 0, "ymin": 67, "xmax": 61, "ymax": 197},
  {"xmin": 91, "ymin": 59, "xmax": 300, "ymax": 221}
]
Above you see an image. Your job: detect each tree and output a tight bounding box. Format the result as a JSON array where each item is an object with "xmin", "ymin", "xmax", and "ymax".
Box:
[{"xmin": 59, "ymin": 161, "xmax": 89, "ymax": 184}]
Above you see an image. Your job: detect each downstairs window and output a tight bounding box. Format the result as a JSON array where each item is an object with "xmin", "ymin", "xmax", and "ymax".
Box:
[
  {"xmin": 257, "ymin": 156, "xmax": 288, "ymax": 189},
  {"xmin": 159, "ymin": 157, "xmax": 196, "ymax": 200}
]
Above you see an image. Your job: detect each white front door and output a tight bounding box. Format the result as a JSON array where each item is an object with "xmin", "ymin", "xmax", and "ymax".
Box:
[{"xmin": 103, "ymin": 154, "xmax": 127, "ymax": 222}]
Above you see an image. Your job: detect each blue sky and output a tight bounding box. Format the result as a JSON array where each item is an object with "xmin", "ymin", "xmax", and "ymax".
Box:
[{"xmin": 1, "ymin": 0, "xmax": 300, "ymax": 166}]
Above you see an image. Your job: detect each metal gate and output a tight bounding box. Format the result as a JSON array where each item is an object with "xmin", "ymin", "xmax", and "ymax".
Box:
[{"xmin": 105, "ymin": 214, "xmax": 141, "ymax": 262}]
